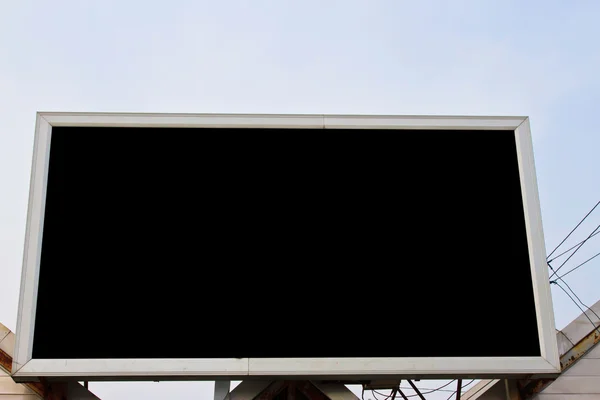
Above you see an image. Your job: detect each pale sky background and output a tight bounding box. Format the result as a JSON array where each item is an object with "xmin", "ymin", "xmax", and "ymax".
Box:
[{"xmin": 2, "ymin": 1, "xmax": 600, "ymax": 399}]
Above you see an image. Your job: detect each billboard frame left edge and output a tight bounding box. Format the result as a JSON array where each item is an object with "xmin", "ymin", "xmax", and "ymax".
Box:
[{"xmin": 12, "ymin": 113, "xmax": 52, "ymax": 379}]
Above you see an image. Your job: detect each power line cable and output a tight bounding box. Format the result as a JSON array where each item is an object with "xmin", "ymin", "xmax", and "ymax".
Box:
[
  {"xmin": 547, "ymin": 199, "xmax": 600, "ymax": 259},
  {"xmin": 397, "ymin": 386, "xmax": 456, "ymax": 393},
  {"xmin": 547, "ymin": 231, "xmax": 600, "ymax": 263},
  {"xmin": 443, "ymin": 380, "xmax": 475, "ymax": 400},
  {"xmin": 552, "ymin": 281, "xmax": 600, "ymax": 336},
  {"xmin": 549, "ymin": 224, "xmax": 600, "ymax": 279},
  {"xmin": 555, "ymin": 250, "xmax": 600, "ymax": 280},
  {"xmin": 555, "ymin": 277, "xmax": 600, "ymax": 322},
  {"xmin": 368, "ymin": 379, "xmax": 476, "ymax": 399},
  {"xmin": 372, "ymin": 389, "xmax": 395, "ymax": 400},
  {"xmin": 390, "ymin": 380, "xmax": 457, "ymax": 398},
  {"xmin": 548, "ymin": 262, "xmax": 600, "ymax": 321}
]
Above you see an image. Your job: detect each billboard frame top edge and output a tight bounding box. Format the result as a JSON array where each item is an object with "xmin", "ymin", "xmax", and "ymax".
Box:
[
  {"xmin": 35, "ymin": 111, "xmax": 529, "ymax": 120},
  {"xmin": 35, "ymin": 112, "xmax": 528, "ymax": 130}
]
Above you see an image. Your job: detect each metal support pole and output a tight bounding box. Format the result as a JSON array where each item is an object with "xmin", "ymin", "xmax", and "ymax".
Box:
[
  {"xmin": 406, "ymin": 380, "xmax": 426, "ymax": 400},
  {"xmin": 214, "ymin": 380, "xmax": 230, "ymax": 400},
  {"xmin": 456, "ymin": 379, "xmax": 462, "ymax": 400},
  {"xmin": 396, "ymin": 388, "xmax": 409, "ymax": 400}
]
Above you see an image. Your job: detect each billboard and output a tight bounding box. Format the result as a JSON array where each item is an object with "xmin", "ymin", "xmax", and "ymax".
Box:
[{"xmin": 12, "ymin": 113, "xmax": 560, "ymax": 381}]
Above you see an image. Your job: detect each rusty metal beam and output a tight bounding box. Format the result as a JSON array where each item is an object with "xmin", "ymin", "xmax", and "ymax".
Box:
[
  {"xmin": 41, "ymin": 381, "xmax": 69, "ymax": 400},
  {"xmin": 519, "ymin": 325, "xmax": 600, "ymax": 398},
  {"xmin": 0, "ymin": 346, "xmax": 49, "ymax": 399},
  {"xmin": 1, "ymin": 339, "xmax": 100, "ymax": 400},
  {"xmin": 0, "ymin": 347, "xmax": 11, "ymax": 373}
]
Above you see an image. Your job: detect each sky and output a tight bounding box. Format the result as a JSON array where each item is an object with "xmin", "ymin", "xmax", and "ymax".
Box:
[{"xmin": 1, "ymin": 1, "xmax": 600, "ymax": 399}]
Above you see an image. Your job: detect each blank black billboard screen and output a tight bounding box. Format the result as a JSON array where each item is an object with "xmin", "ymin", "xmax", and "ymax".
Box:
[{"xmin": 32, "ymin": 127, "xmax": 540, "ymax": 359}]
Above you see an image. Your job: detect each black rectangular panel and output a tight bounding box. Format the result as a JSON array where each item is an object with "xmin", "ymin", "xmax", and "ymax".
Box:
[{"xmin": 32, "ymin": 127, "xmax": 539, "ymax": 359}]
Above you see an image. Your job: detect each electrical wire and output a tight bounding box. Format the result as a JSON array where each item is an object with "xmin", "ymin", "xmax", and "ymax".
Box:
[
  {"xmin": 442, "ymin": 379, "xmax": 475, "ymax": 400},
  {"xmin": 549, "ymin": 224, "xmax": 600, "ymax": 279},
  {"xmin": 556, "ymin": 277, "xmax": 600, "ymax": 322},
  {"xmin": 374, "ymin": 389, "xmax": 397, "ymax": 400},
  {"xmin": 552, "ymin": 281, "xmax": 600, "ymax": 335},
  {"xmin": 548, "ymin": 262, "xmax": 600, "ymax": 321},
  {"xmin": 397, "ymin": 387, "xmax": 456, "ymax": 393},
  {"xmin": 555, "ymin": 250, "xmax": 600, "ymax": 280},
  {"xmin": 395, "ymin": 380, "xmax": 458, "ymax": 398},
  {"xmin": 368, "ymin": 382, "xmax": 455, "ymax": 399},
  {"xmin": 402, "ymin": 389, "xmax": 444, "ymax": 398},
  {"xmin": 372, "ymin": 389, "xmax": 395, "ymax": 400},
  {"xmin": 548, "ymin": 231, "xmax": 600, "ymax": 263},
  {"xmin": 547, "ymin": 199, "xmax": 600, "ymax": 259},
  {"xmin": 380, "ymin": 379, "xmax": 476, "ymax": 399}
]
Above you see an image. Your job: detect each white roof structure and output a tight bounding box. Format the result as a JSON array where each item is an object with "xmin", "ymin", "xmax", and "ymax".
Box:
[
  {"xmin": 463, "ymin": 298, "xmax": 600, "ymax": 399},
  {"xmin": 0, "ymin": 322, "xmax": 100, "ymax": 400},
  {"xmin": 0, "ymin": 322, "xmax": 41, "ymax": 399}
]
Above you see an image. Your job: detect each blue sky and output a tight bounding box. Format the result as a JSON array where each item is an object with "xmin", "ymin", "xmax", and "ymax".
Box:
[{"xmin": 2, "ymin": 1, "xmax": 600, "ymax": 399}]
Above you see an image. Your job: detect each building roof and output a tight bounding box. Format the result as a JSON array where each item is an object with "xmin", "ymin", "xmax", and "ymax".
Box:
[
  {"xmin": 463, "ymin": 298, "xmax": 600, "ymax": 399},
  {"xmin": 0, "ymin": 322, "xmax": 101, "ymax": 400}
]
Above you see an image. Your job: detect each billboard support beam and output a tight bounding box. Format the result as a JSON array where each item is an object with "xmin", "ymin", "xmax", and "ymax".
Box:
[
  {"xmin": 397, "ymin": 389, "xmax": 409, "ymax": 400},
  {"xmin": 214, "ymin": 380, "xmax": 230, "ymax": 400},
  {"xmin": 406, "ymin": 380, "xmax": 426, "ymax": 400}
]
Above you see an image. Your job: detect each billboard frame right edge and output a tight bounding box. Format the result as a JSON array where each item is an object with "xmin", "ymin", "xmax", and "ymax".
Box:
[{"xmin": 514, "ymin": 117, "xmax": 560, "ymax": 371}]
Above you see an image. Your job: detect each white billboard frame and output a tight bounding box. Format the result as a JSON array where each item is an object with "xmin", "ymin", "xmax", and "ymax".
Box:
[{"xmin": 12, "ymin": 112, "xmax": 560, "ymax": 381}]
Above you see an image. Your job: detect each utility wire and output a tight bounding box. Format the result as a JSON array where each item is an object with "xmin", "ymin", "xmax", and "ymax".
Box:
[
  {"xmin": 374, "ymin": 389, "xmax": 400, "ymax": 400},
  {"xmin": 549, "ymin": 224, "xmax": 600, "ymax": 279},
  {"xmin": 397, "ymin": 387, "xmax": 456, "ymax": 393},
  {"xmin": 547, "ymin": 199, "xmax": 600, "ymax": 259},
  {"xmin": 407, "ymin": 380, "xmax": 469, "ymax": 398},
  {"xmin": 372, "ymin": 389, "xmax": 395, "ymax": 400},
  {"xmin": 547, "ymin": 231, "xmax": 600, "ymax": 263},
  {"xmin": 548, "ymin": 262, "xmax": 600, "ymax": 321},
  {"xmin": 552, "ymin": 281, "xmax": 600, "ymax": 336},
  {"xmin": 371, "ymin": 380, "xmax": 476, "ymax": 399},
  {"xmin": 381, "ymin": 380, "xmax": 457, "ymax": 399},
  {"xmin": 556, "ymin": 277, "xmax": 600, "ymax": 322},
  {"xmin": 443, "ymin": 380, "xmax": 475, "ymax": 400},
  {"xmin": 555, "ymin": 250, "xmax": 600, "ymax": 280}
]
